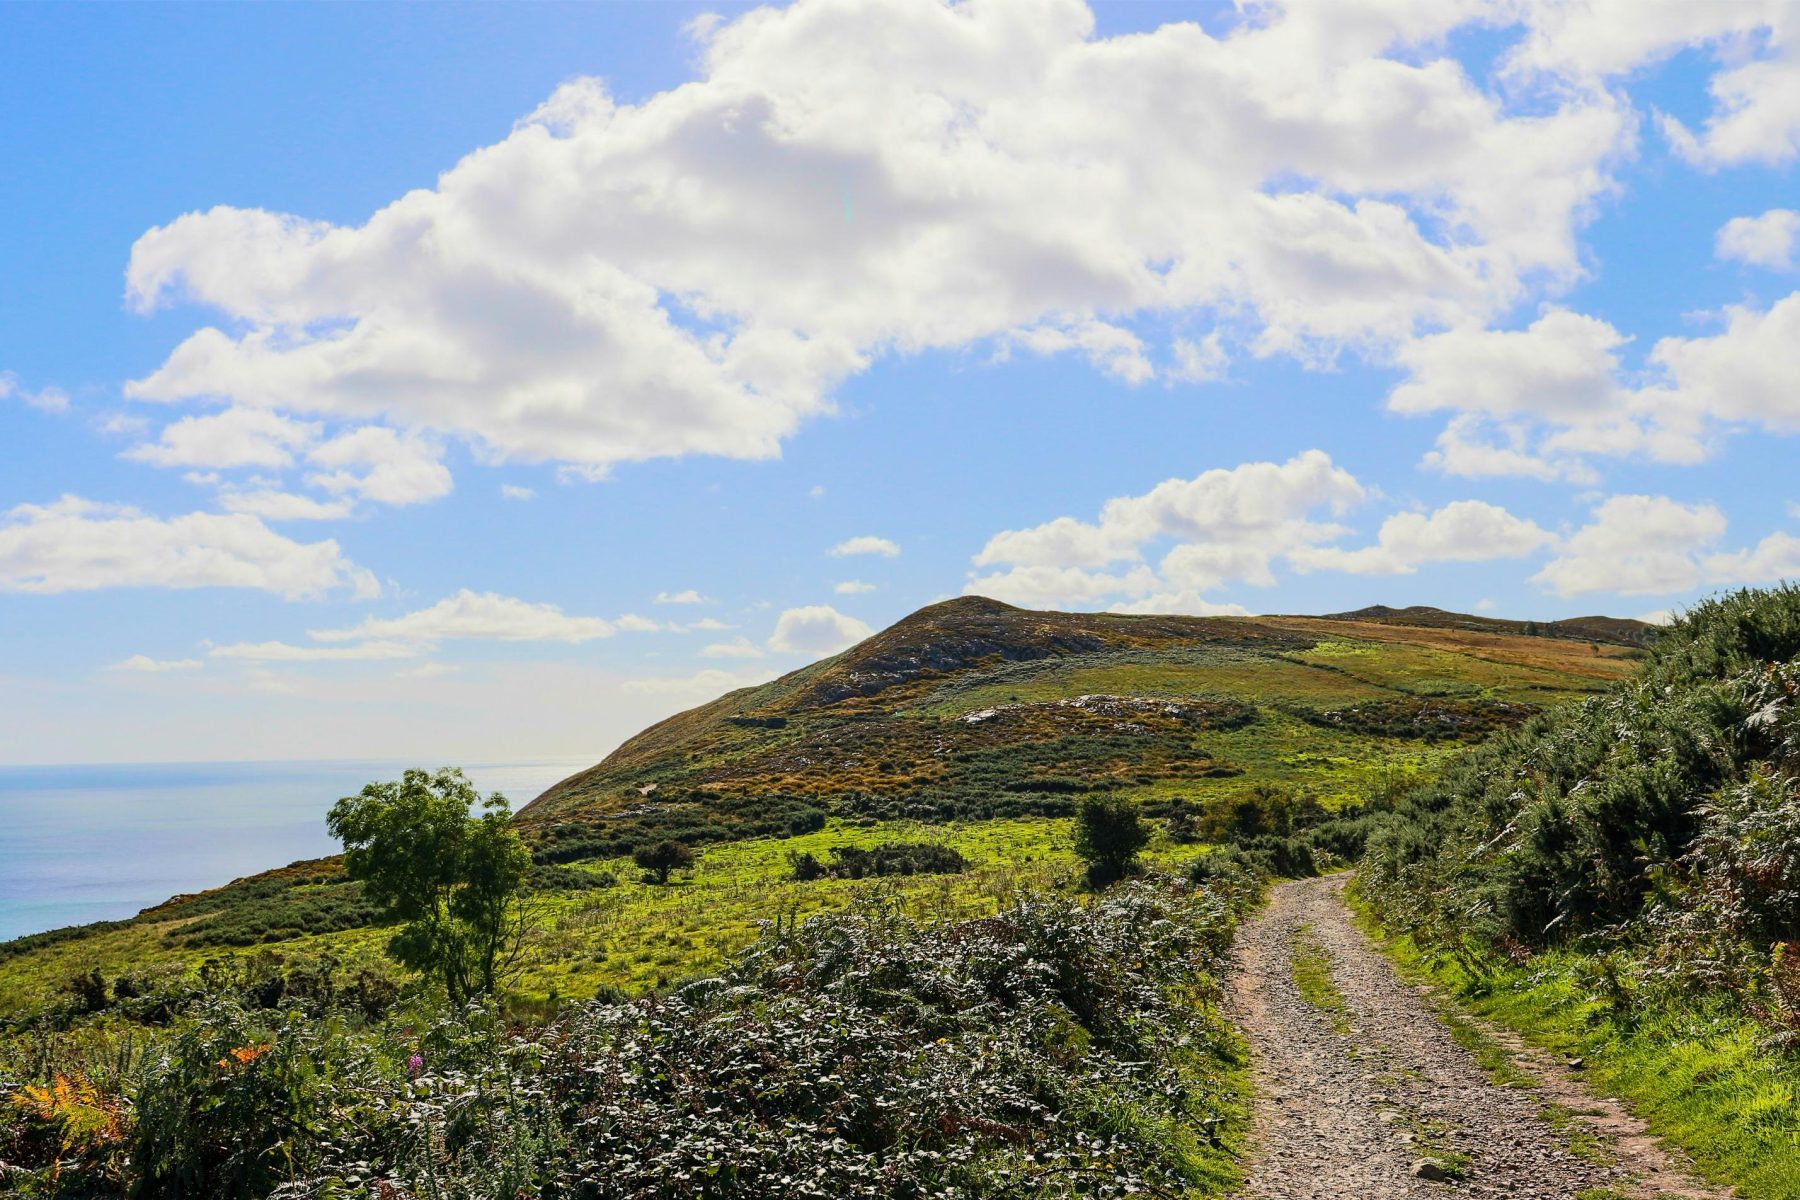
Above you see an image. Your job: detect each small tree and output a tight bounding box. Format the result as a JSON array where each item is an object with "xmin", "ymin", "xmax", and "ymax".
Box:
[
  {"xmin": 327, "ymin": 768, "xmax": 533, "ymax": 1004},
  {"xmin": 633, "ymin": 839, "xmax": 696, "ymax": 885},
  {"xmin": 1073, "ymin": 794, "xmax": 1149, "ymax": 888}
]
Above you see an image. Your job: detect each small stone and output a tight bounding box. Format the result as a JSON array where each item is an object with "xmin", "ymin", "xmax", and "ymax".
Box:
[{"xmin": 1411, "ymin": 1159, "xmax": 1453, "ymax": 1182}]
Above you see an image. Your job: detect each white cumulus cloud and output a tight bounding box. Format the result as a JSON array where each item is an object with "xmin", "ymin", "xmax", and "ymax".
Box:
[
  {"xmin": 306, "ymin": 427, "xmax": 452, "ymax": 506},
  {"xmin": 122, "ymin": 0, "xmax": 1639, "ymax": 476},
  {"xmin": 0, "ymin": 496, "xmax": 374, "ymax": 599},
  {"xmin": 1393, "ymin": 294, "xmax": 1800, "ymax": 478},
  {"xmin": 828, "ymin": 535, "xmax": 900, "ymax": 558},
  {"xmin": 125, "ymin": 407, "xmax": 320, "ymax": 470},
  {"xmin": 1508, "ymin": 0, "xmax": 1800, "ymax": 169},
  {"xmin": 1522, "ymin": 494, "xmax": 1800, "ymax": 599},
  {"xmin": 967, "ymin": 450, "xmax": 1364, "ymax": 610},
  {"xmin": 1717, "ymin": 209, "xmax": 1800, "ymax": 270},
  {"xmin": 1291, "ymin": 500, "xmax": 1556, "ymax": 575}
]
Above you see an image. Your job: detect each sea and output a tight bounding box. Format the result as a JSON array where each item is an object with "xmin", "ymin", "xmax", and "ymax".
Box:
[{"xmin": 0, "ymin": 758, "xmax": 593, "ymax": 943}]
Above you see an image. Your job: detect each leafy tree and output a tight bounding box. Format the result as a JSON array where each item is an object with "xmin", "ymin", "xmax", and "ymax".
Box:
[
  {"xmin": 632, "ymin": 839, "xmax": 696, "ymax": 885},
  {"xmin": 1072, "ymin": 794, "xmax": 1149, "ymax": 887},
  {"xmin": 327, "ymin": 768, "xmax": 532, "ymax": 1003}
]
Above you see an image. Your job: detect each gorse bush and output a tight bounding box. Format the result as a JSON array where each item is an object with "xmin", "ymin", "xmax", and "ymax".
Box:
[
  {"xmin": 1, "ymin": 878, "xmax": 1252, "ymax": 1200},
  {"xmin": 1072, "ymin": 794, "xmax": 1149, "ymax": 887},
  {"xmin": 1361, "ymin": 584, "xmax": 1800, "ymax": 1014}
]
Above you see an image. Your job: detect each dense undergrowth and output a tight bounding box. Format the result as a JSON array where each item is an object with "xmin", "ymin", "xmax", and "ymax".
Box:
[
  {"xmin": 1353, "ymin": 585, "xmax": 1800, "ymax": 1197},
  {"xmin": 0, "ymin": 874, "xmax": 1255, "ymax": 1200}
]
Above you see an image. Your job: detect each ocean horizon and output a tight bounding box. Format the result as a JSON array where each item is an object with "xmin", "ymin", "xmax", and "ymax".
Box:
[{"xmin": 0, "ymin": 757, "xmax": 592, "ymax": 943}]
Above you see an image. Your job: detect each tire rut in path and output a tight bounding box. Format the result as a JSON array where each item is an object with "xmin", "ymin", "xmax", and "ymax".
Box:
[{"xmin": 1227, "ymin": 875, "xmax": 1731, "ymax": 1200}]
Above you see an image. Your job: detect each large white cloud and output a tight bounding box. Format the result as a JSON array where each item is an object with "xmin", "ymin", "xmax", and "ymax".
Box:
[
  {"xmin": 0, "ymin": 496, "xmax": 374, "ymax": 598},
  {"xmin": 1392, "ymin": 294, "xmax": 1800, "ymax": 478},
  {"xmin": 121, "ymin": 0, "xmax": 1638, "ymax": 476},
  {"xmin": 1530, "ymin": 494, "xmax": 1800, "ymax": 597},
  {"xmin": 123, "ymin": 407, "xmax": 320, "ymax": 470},
  {"xmin": 1291, "ymin": 500, "xmax": 1555, "ymax": 575},
  {"xmin": 967, "ymin": 450, "xmax": 1365, "ymax": 610},
  {"xmin": 305, "ymin": 426, "xmax": 452, "ymax": 506},
  {"xmin": 1508, "ymin": 0, "xmax": 1800, "ymax": 168}
]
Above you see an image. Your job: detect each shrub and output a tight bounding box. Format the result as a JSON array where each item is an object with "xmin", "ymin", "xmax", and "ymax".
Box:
[
  {"xmin": 1360, "ymin": 585, "xmax": 1800, "ymax": 1016},
  {"xmin": 787, "ymin": 841, "xmax": 969, "ymax": 881},
  {"xmin": 1072, "ymin": 794, "xmax": 1149, "ymax": 888},
  {"xmin": 632, "ymin": 839, "xmax": 696, "ymax": 884},
  {"xmin": 131, "ymin": 1002, "xmax": 380, "ymax": 1200}
]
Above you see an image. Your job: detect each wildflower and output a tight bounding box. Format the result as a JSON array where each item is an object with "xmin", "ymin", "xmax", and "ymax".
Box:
[
  {"xmin": 216, "ymin": 1042, "xmax": 273, "ymax": 1068},
  {"xmin": 407, "ymin": 1053, "xmax": 425, "ymax": 1078}
]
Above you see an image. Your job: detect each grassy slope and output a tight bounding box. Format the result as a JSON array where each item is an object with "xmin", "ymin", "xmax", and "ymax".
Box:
[
  {"xmin": 0, "ymin": 598, "xmax": 1640, "ymax": 1018},
  {"xmin": 1348, "ymin": 887, "xmax": 1800, "ymax": 1200}
]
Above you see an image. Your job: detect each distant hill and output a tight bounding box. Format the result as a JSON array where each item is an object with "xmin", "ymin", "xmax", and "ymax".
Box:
[{"xmin": 1316, "ymin": 604, "xmax": 1656, "ymax": 647}]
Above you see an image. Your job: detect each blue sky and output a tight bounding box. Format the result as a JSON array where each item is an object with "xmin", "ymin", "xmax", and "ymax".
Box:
[{"xmin": 2, "ymin": 0, "xmax": 1797, "ymax": 765}]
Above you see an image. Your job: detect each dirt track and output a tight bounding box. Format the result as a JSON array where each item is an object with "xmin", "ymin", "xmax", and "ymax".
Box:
[{"xmin": 1228, "ymin": 875, "xmax": 1731, "ymax": 1200}]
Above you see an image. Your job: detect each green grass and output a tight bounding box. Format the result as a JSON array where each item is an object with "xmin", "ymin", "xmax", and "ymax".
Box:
[
  {"xmin": 1538, "ymin": 1102, "xmax": 1612, "ymax": 1166},
  {"xmin": 6, "ymin": 816, "xmax": 1235, "ymax": 1015},
  {"xmin": 1289, "ymin": 923, "xmax": 1351, "ymax": 1034},
  {"xmin": 1427, "ymin": 994, "xmax": 1538, "ymax": 1090},
  {"xmin": 1348, "ymin": 885, "xmax": 1800, "ymax": 1200},
  {"xmin": 520, "ymin": 816, "xmax": 1081, "ymax": 998}
]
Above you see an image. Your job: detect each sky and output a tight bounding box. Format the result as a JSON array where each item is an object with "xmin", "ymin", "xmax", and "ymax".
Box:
[{"xmin": 2, "ymin": 0, "xmax": 1798, "ymax": 767}]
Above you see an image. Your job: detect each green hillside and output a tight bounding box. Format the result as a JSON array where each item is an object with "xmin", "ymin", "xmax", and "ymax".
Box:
[
  {"xmin": 519, "ymin": 596, "xmax": 1641, "ymax": 852},
  {"xmin": 0, "ymin": 597, "xmax": 1641, "ymax": 1016}
]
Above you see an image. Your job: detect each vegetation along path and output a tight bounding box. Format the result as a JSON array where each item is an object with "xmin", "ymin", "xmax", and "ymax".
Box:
[{"xmin": 1229, "ymin": 875, "xmax": 1728, "ymax": 1200}]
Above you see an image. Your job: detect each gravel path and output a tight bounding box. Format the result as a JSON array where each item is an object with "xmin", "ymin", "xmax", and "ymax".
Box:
[{"xmin": 1228, "ymin": 875, "xmax": 1731, "ymax": 1200}]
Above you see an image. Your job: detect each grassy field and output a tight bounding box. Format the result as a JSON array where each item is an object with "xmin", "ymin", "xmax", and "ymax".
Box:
[{"xmin": 0, "ymin": 815, "xmax": 1234, "ymax": 1015}]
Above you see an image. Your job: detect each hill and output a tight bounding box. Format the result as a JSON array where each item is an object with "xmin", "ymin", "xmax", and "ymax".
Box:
[
  {"xmin": 1317, "ymin": 603, "xmax": 1656, "ymax": 646},
  {"xmin": 517, "ymin": 596, "xmax": 1642, "ymax": 857},
  {"xmin": 0, "ymin": 596, "xmax": 1642, "ymax": 1013}
]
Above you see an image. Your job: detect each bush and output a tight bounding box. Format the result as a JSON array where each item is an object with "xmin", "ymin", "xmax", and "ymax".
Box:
[
  {"xmin": 1072, "ymin": 794, "xmax": 1149, "ymax": 888},
  {"xmin": 131, "ymin": 1002, "xmax": 380, "ymax": 1199},
  {"xmin": 3, "ymin": 879, "xmax": 1257, "ymax": 1199},
  {"xmin": 632, "ymin": 839, "xmax": 696, "ymax": 884},
  {"xmin": 1360, "ymin": 585, "xmax": 1800, "ymax": 1015},
  {"xmin": 786, "ymin": 841, "xmax": 969, "ymax": 881}
]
